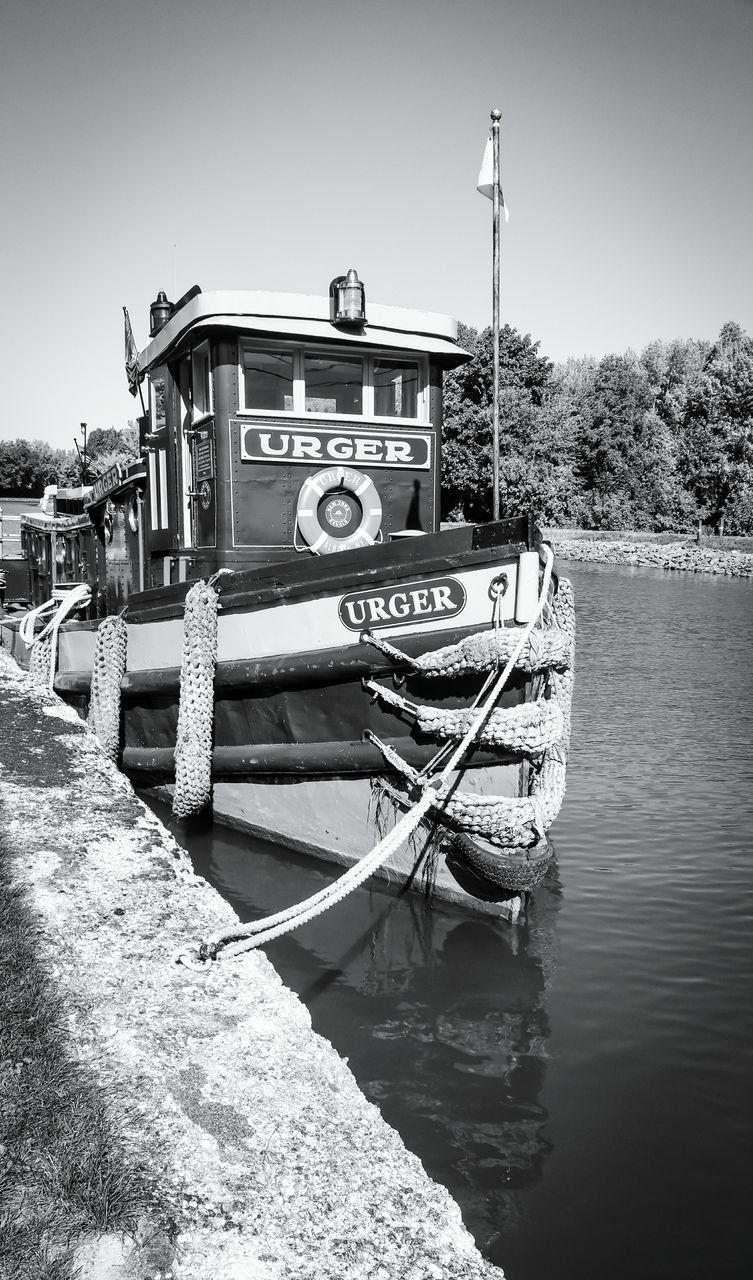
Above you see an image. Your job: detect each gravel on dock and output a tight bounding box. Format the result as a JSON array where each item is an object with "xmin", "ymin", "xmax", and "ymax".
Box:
[{"xmin": 0, "ymin": 649, "xmax": 504, "ymax": 1280}]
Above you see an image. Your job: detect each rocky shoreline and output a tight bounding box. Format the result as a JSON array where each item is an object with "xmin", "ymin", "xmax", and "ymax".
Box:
[{"xmin": 545, "ymin": 533, "xmax": 753, "ymax": 578}]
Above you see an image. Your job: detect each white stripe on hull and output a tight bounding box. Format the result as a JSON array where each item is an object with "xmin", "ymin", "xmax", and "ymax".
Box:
[{"xmin": 124, "ymin": 560, "xmax": 520, "ymax": 674}]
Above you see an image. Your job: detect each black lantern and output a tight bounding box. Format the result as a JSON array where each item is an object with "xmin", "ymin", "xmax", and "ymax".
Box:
[
  {"xmin": 149, "ymin": 290, "xmax": 174, "ymax": 336},
  {"xmin": 329, "ymin": 269, "xmax": 366, "ymax": 326}
]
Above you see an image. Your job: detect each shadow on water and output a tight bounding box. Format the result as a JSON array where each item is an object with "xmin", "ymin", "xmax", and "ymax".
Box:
[{"xmin": 150, "ymin": 797, "xmax": 562, "ymax": 1259}]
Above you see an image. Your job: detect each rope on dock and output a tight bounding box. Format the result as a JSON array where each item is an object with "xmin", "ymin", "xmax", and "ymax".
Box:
[{"xmin": 178, "ymin": 547, "xmax": 558, "ymax": 964}]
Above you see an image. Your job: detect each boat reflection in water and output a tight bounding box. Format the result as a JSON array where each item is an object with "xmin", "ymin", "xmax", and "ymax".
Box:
[{"xmin": 152, "ymin": 798, "xmax": 562, "ymax": 1256}]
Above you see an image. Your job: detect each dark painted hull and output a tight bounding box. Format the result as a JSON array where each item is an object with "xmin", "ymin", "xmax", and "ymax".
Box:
[{"xmin": 3, "ymin": 519, "xmax": 565, "ymax": 916}]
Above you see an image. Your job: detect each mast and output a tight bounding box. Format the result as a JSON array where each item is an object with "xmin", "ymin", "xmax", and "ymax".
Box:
[{"xmin": 491, "ymin": 107, "xmax": 501, "ymax": 522}]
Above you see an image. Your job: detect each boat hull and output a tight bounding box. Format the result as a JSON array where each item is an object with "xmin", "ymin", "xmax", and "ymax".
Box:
[
  {"xmin": 3, "ymin": 519, "xmax": 571, "ymax": 917},
  {"xmin": 145, "ymin": 760, "xmax": 532, "ymax": 919}
]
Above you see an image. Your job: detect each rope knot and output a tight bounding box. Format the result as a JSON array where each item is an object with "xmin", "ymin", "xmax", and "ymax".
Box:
[{"xmin": 174, "ymin": 946, "xmax": 213, "ymax": 970}]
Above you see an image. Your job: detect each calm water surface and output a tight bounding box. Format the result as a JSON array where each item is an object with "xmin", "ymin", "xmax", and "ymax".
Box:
[{"xmin": 152, "ymin": 562, "xmax": 753, "ymax": 1280}]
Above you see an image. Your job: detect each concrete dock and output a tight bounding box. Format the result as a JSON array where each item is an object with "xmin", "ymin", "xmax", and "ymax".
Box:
[{"xmin": 0, "ymin": 649, "xmax": 505, "ymax": 1280}]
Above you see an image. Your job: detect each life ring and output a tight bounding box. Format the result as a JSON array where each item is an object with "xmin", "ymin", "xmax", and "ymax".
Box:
[{"xmin": 296, "ymin": 466, "xmax": 382, "ymax": 555}]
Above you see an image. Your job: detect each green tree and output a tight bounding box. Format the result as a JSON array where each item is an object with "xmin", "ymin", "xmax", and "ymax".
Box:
[
  {"xmin": 0, "ymin": 440, "xmax": 77, "ymax": 496},
  {"xmin": 442, "ymin": 320, "xmax": 753, "ymax": 534},
  {"xmin": 86, "ymin": 424, "xmax": 139, "ymax": 478},
  {"xmin": 441, "ymin": 323, "xmax": 555, "ymax": 521},
  {"xmin": 572, "ymin": 353, "xmax": 658, "ymax": 528},
  {"xmin": 513, "ymin": 382, "xmax": 588, "ymax": 526},
  {"xmin": 679, "ymin": 322, "xmax": 753, "ymax": 533}
]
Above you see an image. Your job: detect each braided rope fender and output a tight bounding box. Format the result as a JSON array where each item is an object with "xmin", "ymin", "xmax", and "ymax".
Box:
[
  {"xmin": 364, "ymin": 620, "xmax": 572, "ymax": 677},
  {"xmin": 87, "ymin": 616, "xmax": 127, "ymax": 761},
  {"xmin": 28, "ymin": 636, "xmax": 53, "ymax": 686},
  {"xmin": 173, "ymin": 579, "xmax": 221, "ymax": 819},
  {"xmin": 370, "ymin": 576, "xmax": 575, "ymax": 849},
  {"xmin": 366, "ymin": 679, "xmax": 564, "ymax": 753},
  {"xmin": 549, "ymin": 577, "xmax": 575, "ymax": 749}
]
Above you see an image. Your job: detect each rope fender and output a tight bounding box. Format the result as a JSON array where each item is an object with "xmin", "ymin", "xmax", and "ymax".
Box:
[
  {"xmin": 29, "ymin": 636, "xmax": 54, "ymax": 686},
  {"xmin": 366, "ymin": 576, "xmax": 575, "ymax": 847},
  {"xmin": 87, "ymin": 614, "xmax": 128, "ymax": 761},
  {"xmin": 362, "ymin": 618, "xmax": 572, "ymax": 677},
  {"xmin": 172, "ymin": 571, "xmax": 232, "ymax": 819},
  {"xmin": 366, "ymin": 736, "xmax": 567, "ymax": 845},
  {"xmin": 364, "ymin": 678, "xmax": 564, "ymax": 753}
]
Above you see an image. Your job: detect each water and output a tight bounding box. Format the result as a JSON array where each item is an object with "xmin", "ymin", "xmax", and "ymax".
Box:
[{"xmin": 150, "ymin": 561, "xmax": 753, "ymax": 1280}]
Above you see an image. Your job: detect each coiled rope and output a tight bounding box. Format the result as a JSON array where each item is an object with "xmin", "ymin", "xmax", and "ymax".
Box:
[
  {"xmin": 21, "ymin": 584, "xmax": 92, "ymax": 691},
  {"xmin": 87, "ymin": 614, "xmax": 128, "ymax": 761},
  {"xmin": 178, "ymin": 546, "xmax": 557, "ymax": 965},
  {"xmin": 172, "ymin": 571, "xmax": 233, "ymax": 819}
]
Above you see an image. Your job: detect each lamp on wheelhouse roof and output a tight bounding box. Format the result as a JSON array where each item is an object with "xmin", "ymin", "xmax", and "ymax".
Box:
[
  {"xmin": 329, "ymin": 268, "xmax": 366, "ymax": 327},
  {"xmin": 149, "ymin": 290, "xmax": 174, "ymax": 336}
]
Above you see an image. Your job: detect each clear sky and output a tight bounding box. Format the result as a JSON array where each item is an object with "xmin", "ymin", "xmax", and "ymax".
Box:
[{"xmin": 1, "ymin": 0, "xmax": 751, "ymax": 447}]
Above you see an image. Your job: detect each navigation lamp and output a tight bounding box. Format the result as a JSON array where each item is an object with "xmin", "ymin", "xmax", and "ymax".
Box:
[
  {"xmin": 330, "ymin": 269, "xmax": 366, "ymax": 326},
  {"xmin": 149, "ymin": 290, "xmax": 174, "ymax": 336}
]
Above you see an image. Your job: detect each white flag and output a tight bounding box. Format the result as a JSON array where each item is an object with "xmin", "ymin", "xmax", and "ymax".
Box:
[{"xmin": 477, "ymin": 134, "xmax": 509, "ymax": 220}]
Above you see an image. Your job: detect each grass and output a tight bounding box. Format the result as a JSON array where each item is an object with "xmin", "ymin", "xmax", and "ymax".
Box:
[{"xmin": 0, "ymin": 824, "xmax": 166, "ymax": 1279}]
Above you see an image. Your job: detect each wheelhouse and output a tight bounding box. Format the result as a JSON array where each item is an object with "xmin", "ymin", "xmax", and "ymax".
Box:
[
  {"xmin": 17, "ymin": 273, "xmax": 470, "ymax": 615},
  {"xmin": 129, "ymin": 274, "xmax": 469, "ymax": 590}
]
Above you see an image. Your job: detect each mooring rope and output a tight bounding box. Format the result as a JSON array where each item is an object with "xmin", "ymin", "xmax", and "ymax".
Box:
[{"xmin": 177, "ymin": 546, "xmax": 556, "ymax": 965}]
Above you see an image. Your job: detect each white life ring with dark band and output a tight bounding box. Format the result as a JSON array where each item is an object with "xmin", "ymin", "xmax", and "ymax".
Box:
[{"xmin": 296, "ymin": 466, "xmax": 382, "ymax": 555}]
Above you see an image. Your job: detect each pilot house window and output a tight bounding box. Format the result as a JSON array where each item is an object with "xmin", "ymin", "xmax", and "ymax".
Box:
[
  {"xmin": 191, "ymin": 342, "xmax": 212, "ymax": 418},
  {"xmin": 244, "ymin": 351, "xmax": 294, "ymax": 411},
  {"xmin": 303, "ymin": 355, "xmax": 362, "ymax": 414},
  {"xmin": 240, "ymin": 343, "xmax": 424, "ymax": 421},
  {"xmin": 373, "ymin": 360, "xmax": 418, "ymax": 419}
]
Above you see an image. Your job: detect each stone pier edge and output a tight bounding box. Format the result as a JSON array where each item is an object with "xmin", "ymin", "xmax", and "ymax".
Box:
[{"xmin": 0, "ymin": 650, "xmax": 504, "ymax": 1280}]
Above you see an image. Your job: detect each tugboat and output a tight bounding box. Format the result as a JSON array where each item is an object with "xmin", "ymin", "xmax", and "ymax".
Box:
[{"xmin": 4, "ymin": 273, "xmax": 574, "ymax": 919}]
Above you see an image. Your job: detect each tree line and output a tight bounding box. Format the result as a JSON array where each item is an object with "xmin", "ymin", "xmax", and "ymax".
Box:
[
  {"xmin": 442, "ymin": 320, "xmax": 753, "ymax": 535},
  {"xmin": 2, "ymin": 323, "xmax": 752, "ymax": 535},
  {"xmin": 0, "ymin": 427, "xmax": 138, "ymax": 498}
]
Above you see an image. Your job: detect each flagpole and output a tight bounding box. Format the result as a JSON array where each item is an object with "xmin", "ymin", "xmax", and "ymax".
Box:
[
  {"xmin": 136, "ymin": 376, "xmax": 146, "ymax": 418},
  {"xmin": 491, "ymin": 107, "xmax": 501, "ymax": 522}
]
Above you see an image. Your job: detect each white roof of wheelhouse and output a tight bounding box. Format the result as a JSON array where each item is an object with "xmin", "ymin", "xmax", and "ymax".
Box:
[{"xmin": 136, "ymin": 290, "xmax": 470, "ymax": 372}]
